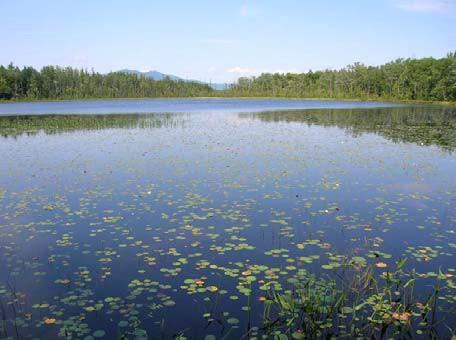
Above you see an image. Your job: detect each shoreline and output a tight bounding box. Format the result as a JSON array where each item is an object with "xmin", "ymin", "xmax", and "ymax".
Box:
[{"xmin": 1, "ymin": 96, "xmax": 455, "ymax": 107}]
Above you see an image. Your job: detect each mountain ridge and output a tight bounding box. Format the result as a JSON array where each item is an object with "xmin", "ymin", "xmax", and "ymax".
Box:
[
  {"xmin": 118, "ymin": 69, "xmax": 181, "ymax": 81},
  {"xmin": 116, "ymin": 69, "xmax": 229, "ymax": 90}
]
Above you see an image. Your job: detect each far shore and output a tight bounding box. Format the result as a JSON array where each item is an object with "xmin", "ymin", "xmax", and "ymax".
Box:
[{"xmin": 1, "ymin": 96, "xmax": 455, "ymax": 107}]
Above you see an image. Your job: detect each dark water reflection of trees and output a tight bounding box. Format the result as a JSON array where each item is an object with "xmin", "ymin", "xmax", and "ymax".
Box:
[
  {"xmin": 240, "ymin": 106, "xmax": 456, "ymax": 151},
  {"xmin": 0, "ymin": 113, "xmax": 187, "ymax": 138}
]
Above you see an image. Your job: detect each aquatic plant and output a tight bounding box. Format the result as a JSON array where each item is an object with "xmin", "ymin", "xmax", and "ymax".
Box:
[{"xmin": 261, "ymin": 259, "xmax": 455, "ymax": 339}]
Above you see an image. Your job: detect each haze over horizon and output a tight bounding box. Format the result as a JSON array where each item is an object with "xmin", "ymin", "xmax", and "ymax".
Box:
[{"xmin": 1, "ymin": 0, "xmax": 455, "ymax": 83}]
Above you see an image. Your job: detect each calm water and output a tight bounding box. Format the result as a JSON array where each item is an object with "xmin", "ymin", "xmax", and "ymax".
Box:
[
  {"xmin": 0, "ymin": 99, "xmax": 455, "ymax": 339},
  {"xmin": 0, "ymin": 98, "xmax": 397, "ymax": 116}
]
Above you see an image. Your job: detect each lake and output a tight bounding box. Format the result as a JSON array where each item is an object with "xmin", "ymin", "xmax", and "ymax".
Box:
[
  {"xmin": 0, "ymin": 98, "xmax": 397, "ymax": 116},
  {"xmin": 0, "ymin": 99, "xmax": 455, "ymax": 339}
]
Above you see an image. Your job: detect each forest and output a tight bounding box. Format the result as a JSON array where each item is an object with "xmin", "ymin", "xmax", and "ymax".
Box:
[
  {"xmin": 0, "ymin": 53, "xmax": 455, "ymax": 102},
  {"xmin": 226, "ymin": 53, "xmax": 456, "ymax": 101},
  {"xmin": 0, "ymin": 65, "xmax": 213, "ymax": 100}
]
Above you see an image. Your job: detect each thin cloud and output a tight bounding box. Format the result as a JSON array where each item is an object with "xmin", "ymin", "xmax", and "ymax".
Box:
[
  {"xmin": 201, "ymin": 38, "xmax": 235, "ymax": 45},
  {"xmin": 391, "ymin": 0, "xmax": 455, "ymax": 12},
  {"xmin": 227, "ymin": 66, "xmax": 253, "ymax": 74},
  {"xmin": 240, "ymin": 5, "xmax": 249, "ymax": 17},
  {"xmin": 72, "ymin": 55, "xmax": 88, "ymax": 63},
  {"xmin": 226, "ymin": 66, "xmax": 300, "ymax": 76}
]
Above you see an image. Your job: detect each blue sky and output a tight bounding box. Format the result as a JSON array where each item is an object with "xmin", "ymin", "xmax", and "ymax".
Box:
[{"xmin": 1, "ymin": 0, "xmax": 455, "ymax": 82}]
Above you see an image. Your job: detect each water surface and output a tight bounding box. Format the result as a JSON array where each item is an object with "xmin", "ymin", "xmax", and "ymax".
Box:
[
  {"xmin": 0, "ymin": 98, "xmax": 398, "ymax": 116},
  {"xmin": 0, "ymin": 100, "xmax": 454, "ymax": 339}
]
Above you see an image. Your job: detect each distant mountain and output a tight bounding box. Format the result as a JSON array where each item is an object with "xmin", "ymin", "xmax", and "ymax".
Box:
[
  {"xmin": 116, "ymin": 69, "xmax": 230, "ymax": 90},
  {"xmin": 117, "ymin": 69, "xmax": 181, "ymax": 81}
]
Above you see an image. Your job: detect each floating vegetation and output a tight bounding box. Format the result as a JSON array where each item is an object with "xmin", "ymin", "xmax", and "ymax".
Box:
[
  {"xmin": 0, "ymin": 103, "xmax": 454, "ymax": 338},
  {"xmin": 241, "ymin": 105, "xmax": 456, "ymax": 151}
]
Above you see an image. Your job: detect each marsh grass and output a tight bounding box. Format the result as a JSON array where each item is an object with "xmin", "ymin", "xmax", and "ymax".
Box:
[{"xmin": 260, "ymin": 259, "xmax": 455, "ymax": 339}]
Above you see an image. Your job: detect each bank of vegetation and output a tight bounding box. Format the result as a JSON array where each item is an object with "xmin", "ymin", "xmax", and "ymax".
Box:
[
  {"xmin": 0, "ymin": 53, "xmax": 455, "ymax": 102},
  {"xmin": 226, "ymin": 52, "xmax": 456, "ymax": 102},
  {"xmin": 0, "ymin": 66, "xmax": 213, "ymax": 100}
]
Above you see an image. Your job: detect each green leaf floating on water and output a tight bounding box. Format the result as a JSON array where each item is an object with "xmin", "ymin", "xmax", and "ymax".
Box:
[
  {"xmin": 227, "ymin": 317, "xmax": 239, "ymax": 325},
  {"xmin": 92, "ymin": 330, "xmax": 106, "ymax": 338}
]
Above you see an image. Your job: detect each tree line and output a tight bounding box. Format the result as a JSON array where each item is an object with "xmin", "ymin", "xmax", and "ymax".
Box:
[
  {"xmin": 225, "ymin": 53, "xmax": 456, "ymax": 101},
  {"xmin": 0, "ymin": 65, "xmax": 213, "ymax": 100},
  {"xmin": 0, "ymin": 52, "xmax": 455, "ymax": 101}
]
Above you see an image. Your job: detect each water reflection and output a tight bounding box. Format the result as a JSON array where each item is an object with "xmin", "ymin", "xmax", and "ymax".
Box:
[
  {"xmin": 0, "ymin": 113, "xmax": 187, "ymax": 138},
  {"xmin": 2, "ymin": 106, "xmax": 455, "ymax": 152},
  {"xmin": 240, "ymin": 106, "xmax": 456, "ymax": 151}
]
